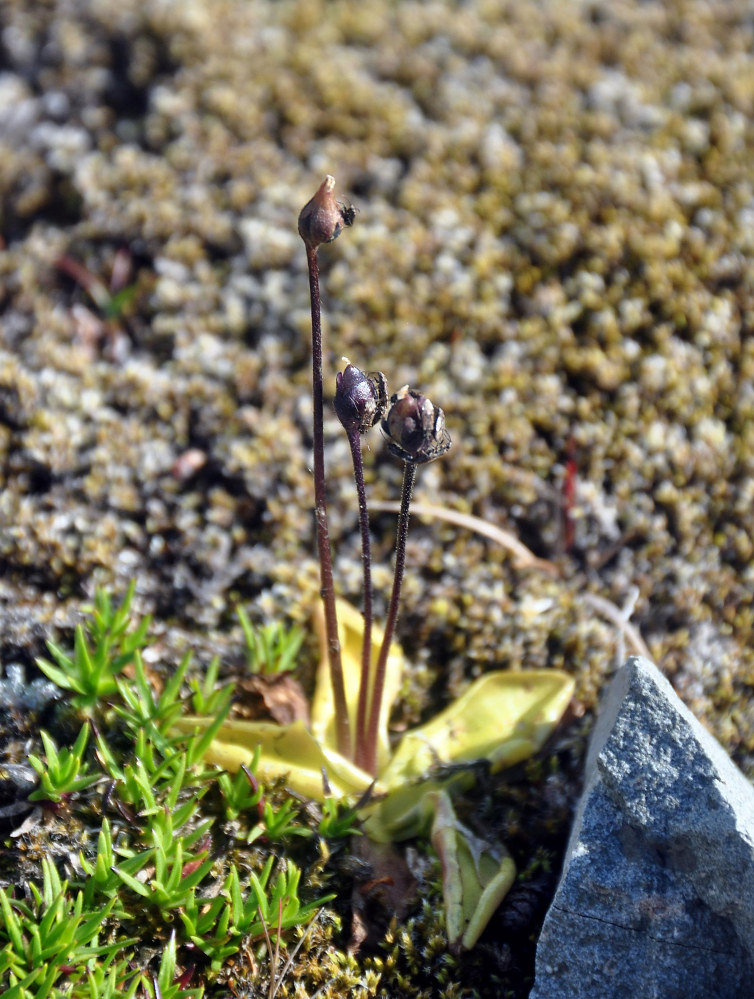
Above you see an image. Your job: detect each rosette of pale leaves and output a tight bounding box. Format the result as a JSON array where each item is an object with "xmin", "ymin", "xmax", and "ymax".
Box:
[{"xmin": 173, "ymin": 602, "xmax": 573, "ymax": 950}]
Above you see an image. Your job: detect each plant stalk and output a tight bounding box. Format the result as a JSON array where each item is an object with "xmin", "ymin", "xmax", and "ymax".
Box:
[
  {"xmin": 363, "ymin": 460, "xmax": 417, "ymax": 776},
  {"xmin": 305, "ymin": 244, "xmax": 351, "ymax": 760},
  {"xmin": 346, "ymin": 425, "xmax": 375, "ymax": 772}
]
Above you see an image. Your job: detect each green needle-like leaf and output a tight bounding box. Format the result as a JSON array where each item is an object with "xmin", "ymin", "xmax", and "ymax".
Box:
[{"xmin": 111, "ymin": 865, "xmax": 151, "ymax": 899}]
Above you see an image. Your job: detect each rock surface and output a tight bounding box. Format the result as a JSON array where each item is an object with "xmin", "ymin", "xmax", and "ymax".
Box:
[{"xmin": 531, "ymin": 656, "xmax": 754, "ymax": 999}]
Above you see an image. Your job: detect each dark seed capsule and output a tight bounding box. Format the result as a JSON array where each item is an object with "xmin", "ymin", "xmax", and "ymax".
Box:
[
  {"xmin": 335, "ymin": 362, "xmax": 388, "ymax": 435},
  {"xmin": 381, "ymin": 385, "xmax": 452, "ymax": 464}
]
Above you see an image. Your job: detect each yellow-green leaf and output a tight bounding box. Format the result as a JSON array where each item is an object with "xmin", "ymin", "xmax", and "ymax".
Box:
[
  {"xmin": 427, "ymin": 789, "xmax": 517, "ymax": 951},
  {"xmin": 381, "ymin": 670, "xmax": 575, "ymax": 789},
  {"xmin": 171, "ymin": 717, "xmax": 374, "ymax": 801}
]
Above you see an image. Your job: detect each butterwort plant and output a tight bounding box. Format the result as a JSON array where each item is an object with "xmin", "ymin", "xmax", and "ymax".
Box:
[
  {"xmin": 298, "ymin": 176, "xmax": 453, "ymax": 776},
  {"xmin": 173, "ymin": 176, "xmax": 575, "ymax": 951}
]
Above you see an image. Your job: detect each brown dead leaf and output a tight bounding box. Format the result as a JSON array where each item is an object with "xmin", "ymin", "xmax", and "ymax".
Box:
[{"xmin": 234, "ymin": 674, "xmax": 310, "ymax": 727}]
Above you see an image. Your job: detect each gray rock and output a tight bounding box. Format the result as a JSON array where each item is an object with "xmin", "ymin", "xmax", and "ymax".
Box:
[{"xmin": 531, "ymin": 656, "xmax": 754, "ymax": 999}]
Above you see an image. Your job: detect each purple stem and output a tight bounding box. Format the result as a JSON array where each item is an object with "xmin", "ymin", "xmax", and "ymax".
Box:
[
  {"xmin": 345, "ymin": 425, "xmax": 375, "ymax": 772},
  {"xmin": 363, "ymin": 460, "xmax": 417, "ymax": 777},
  {"xmin": 305, "ymin": 245, "xmax": 351, "ymax": 760}
]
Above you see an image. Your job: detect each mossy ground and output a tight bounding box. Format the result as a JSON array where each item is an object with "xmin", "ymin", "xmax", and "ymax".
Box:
[{"xmin": 1, "ymin": 0, "xmax": 754, "ymax": 995}]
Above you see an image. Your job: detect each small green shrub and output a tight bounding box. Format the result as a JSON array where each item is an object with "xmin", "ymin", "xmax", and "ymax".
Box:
[
  {"xmin": 35, "ymin": 582, "xmax": 150, "ymax": 714},
  {"xmin": 27, "ymin": 723, "xmax": 100, "ymax": 803},
  {"xmin": 237, "ymin": 607, "xmax": 304, "ymax": 675},
  {"xmin": 0, "ymin": 858, "xmax": 132, "ymax": 999},
  {"xmin": 6, "ymin": 588, "xmax": 337, "ymax": 999}
]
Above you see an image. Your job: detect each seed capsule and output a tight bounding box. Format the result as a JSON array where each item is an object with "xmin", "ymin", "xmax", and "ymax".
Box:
[
  {"xmin": 334, "ymin": 362, "xmax": 388, "ymax": 435},
  {"xmin": 382, "ymin": 385, "xmax": 452, "ymax": 464},
  {"xmin": 298, "ymin": 175, "xmax": 355, "ymax": 249}
]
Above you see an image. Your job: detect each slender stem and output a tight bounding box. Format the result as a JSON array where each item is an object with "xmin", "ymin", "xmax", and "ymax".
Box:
[
  {"xmin": 346, "ymin": 425, "xmax": 374, "ymax": 772},
  {"xmin": 306, "ymin": 245, "xmax": 351, "ymax": 760},
  {"xmin": 363, "ymin": 461, "xmax": 417, "ymax": 776}
]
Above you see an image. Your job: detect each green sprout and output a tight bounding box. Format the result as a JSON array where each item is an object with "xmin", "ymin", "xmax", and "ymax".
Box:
[
  {"xmin": 70, "ymin": 955, "xmax": 145, "ymax": 999},
  {"xmin": 318, "ymin": 796, "xmax": 362, "ymax": 840},
  {"xmin": 27, "ymin": 723, "xmax": 100, "ymax": 803},
  {"xmin": 112, "ymin": 833, "xmax": 214, "ymax": 913},
  {"xmin": 0, "ymin": 858, "xmax": 132, "ymax": 999},
  {"xmin": 36, "ymin": 582, "xmax": 150, "ymax": 714},
  {"xmin": 216, "ymin": 751, "xmax": 263, "ymax": 821},
  {"xmin": 249, "ymin": 796, "xmax": 311, "ymax": 844},
  {"xmin": 251, "ymin": 857, "xmax": 333, "ymax": 943},
  {"xmin": 109, "ymin": 753, "xmax": 211, "ymax": 837},
  {"xmin": 55, "ymin": 249, "xmax": 142, "ymax": 337},
  {"xmin": 237, "ymin": 607, "xmax": 305, "ymax": 675},
  {"xmin": 145, "ymin": 931, "xmax": 204, "ymax": 999},
  {"xmin": 113, "ymin": 649, "xmax": 193, "ymax": 749},
  {"xmin": 188, "ymin": 655, "xmax": 227, "ymax": 715},
  {"xmin": 180, "ymin": 859, "xmax": 332, "ymax": 973},
  {"xmin": 77, "ymin": 819, "xmax": 125, "ymax": 907},
  {"xmin": 218, "ymin": 757, "xmax": 315, "ymax": 842}
]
